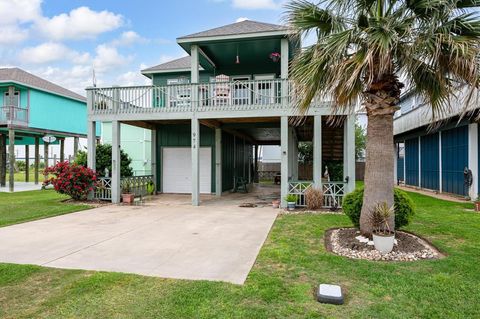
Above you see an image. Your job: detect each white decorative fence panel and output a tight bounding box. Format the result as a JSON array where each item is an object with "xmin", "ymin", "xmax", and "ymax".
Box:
[
  {"xmin": 94, "ymin": 175, "xmax": 154, "ymax": 201},
  {"xmin": 288, "ymin": 181, "xmax": 346, "ymax": 208}
]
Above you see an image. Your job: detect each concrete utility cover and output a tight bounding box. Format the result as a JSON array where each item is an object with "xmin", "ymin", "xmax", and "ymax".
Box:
[{"xmin": 0, "ymin": 198, "xmax": 278, "ymax": 284}]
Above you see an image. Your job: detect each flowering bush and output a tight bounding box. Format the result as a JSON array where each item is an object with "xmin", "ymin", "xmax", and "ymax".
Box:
[{"xmin": 43, "ymin": 161, "xmax": 97, "ymax": 200}]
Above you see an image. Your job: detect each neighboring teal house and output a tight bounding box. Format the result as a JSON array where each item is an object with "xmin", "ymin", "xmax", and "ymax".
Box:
[
  {"xmin": 101, "ymin": 122, "xmax": 152, "ymax": 176},
  {"xmin": 87, "ymin": 20, "xmax": 356, "ymax": 207},
  {"xmin": 0, "ymin": 67, "xmax": 96, "ymax": 191}
]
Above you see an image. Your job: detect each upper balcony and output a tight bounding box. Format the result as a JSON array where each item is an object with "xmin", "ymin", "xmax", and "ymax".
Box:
[
  {"xmin": 0, "ymin": 105, "xmax": 29, "ymax": 126},
  {"xmin": 87, "ymin": 79, "xmax": 333, "ymax": 121}
]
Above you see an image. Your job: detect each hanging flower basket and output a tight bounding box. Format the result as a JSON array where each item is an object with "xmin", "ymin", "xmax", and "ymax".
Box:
[{"xmin": 269, "ymin": 52, "xmax": 281, "ymax": 62}]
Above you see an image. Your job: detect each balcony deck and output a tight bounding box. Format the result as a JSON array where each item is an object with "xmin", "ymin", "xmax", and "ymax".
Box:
[
  {"xmin": 0, "ymin": 105, "xmax": 29, "ymax": 127},
  {"xmin": 87, "ymin": 79, "xmax": 338, "ymax": 121}
]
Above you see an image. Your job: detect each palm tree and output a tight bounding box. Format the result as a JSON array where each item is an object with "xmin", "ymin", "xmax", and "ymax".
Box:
[{"xmin": 285, "ymin": 0, "xmax": 480, "ymax": 236}]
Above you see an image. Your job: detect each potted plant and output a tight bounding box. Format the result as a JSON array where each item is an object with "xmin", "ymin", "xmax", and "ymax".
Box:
[
  {"xmin": 474, "ymin": 195, "xmax": 480, "ymax": 212},
  {"xmin": 146, "ymin": 181, "xmax": 155, "ymax": 195},
  {"xmin": 122, "ymin": 182, "xmax": 134, "ymax": 204},
  {"xmin": 272, "ymin": 199, "xmax": 280, "ymax": 208},
  {"xmin": 269, "ymin": 52, "xmax": 281, "ymax": 62},
  {"xmin": 284, "ymin": 194, "xmax": 298, "ymax": 211},
  {"xmin": 370, "ymin": 202, "xmax": 395, "ymax": 253}
]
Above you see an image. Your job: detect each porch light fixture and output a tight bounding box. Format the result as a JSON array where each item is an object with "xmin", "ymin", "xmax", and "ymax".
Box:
[{"xmin": 235, "ymin": 45, "xmax": 240, "ymax": 64}]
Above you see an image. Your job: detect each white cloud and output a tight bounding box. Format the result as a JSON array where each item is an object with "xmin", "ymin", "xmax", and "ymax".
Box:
[
  {"xmin": 0, "ymin": 25, "xmax": 29, "ymax": 45},
  {"xmin": 32, "ymin": 65, "xmax": 93, "ymax": 95},
  {"xmin": 93, "ymin": 44, "xmax": 132, "ymax": 72},
  {"xmin": 19, "ymin": 42, "xmax": 91, "ymax": 64},
  {"xmin": 111, "ymin": 31, "xmax": 146, "ymax": 47},
  {"xmin": 236, "ymin": 17, "xmax": 249, "ymax": 22},
  {"xmin": 116, "ymin": 69, "xmax": 151, "ymax": 86},
  {"xmin": 232, "ymin": 0, "xmax": 281, "ymax": 9},
  {"xmin": 36, "ymin": 6, "xmax": 123, "ymax": 40},
  {"xmin": 0, "ymin": 0, "xmax": 42, "ymax": 25}
]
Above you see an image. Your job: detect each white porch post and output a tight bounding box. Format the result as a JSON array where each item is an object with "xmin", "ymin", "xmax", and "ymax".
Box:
[
  {"xmin": 8, "ymin": 129, "xmax": 15, "ymax": 192},
  {"xmin": 281, "ymin": 116, "xmax": 289, "ymax": 207},
  {"xmin": 468, "ymin": 123, "xmax": 478, "ymax": 200},
  {"xmin": 343, "ymin": 115, "xmax": 356, "ymax": 193},
  {"xmin": 191, "ymin": 44, "xmax": 199, "ymax": 110},
  {"xmin": 280, "ymin": 38, "xmax": 289, "ymax": 106},
  {"xmin": 403, "ymin": 139, "xmax": 406, "ymax": 183},
  {"xmin": 313, "ymin": 115, "xmax": 322, "ymax": 188},
  {"xmin": 87, "ymin": 121, "xmax": 96, "ymax": 170},
  {"xmin": 191, "ymin": 118, "xmax": 200, "ymax": 206},
  {"xmin": 215, "ymin": 128, "xmax": 222, "ymax": 196},
  {"xmin": 111, "ymin": 120, "xmax": 121, "ymax": 204},
  {"xmin": 151, "ymin": 127, "xmax": 157, "ymax": 193}
]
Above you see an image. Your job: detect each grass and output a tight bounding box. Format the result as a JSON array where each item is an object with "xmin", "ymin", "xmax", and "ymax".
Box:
[
  {"xmin": 0, "ymin": 189, "xmax": 479, "ymax": 318},
  {"xmin": 5, "ymin": 171, "xmax": 49, "ymax": 183},
  {"xmin": 0, "ymin": 190, "xmax": 91, "ymax": 227}
]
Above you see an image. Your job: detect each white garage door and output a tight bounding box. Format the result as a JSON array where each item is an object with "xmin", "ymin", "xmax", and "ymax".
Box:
[{"xmin": 162, "ymin": 147, "xmax": 212, "ymax": 194}]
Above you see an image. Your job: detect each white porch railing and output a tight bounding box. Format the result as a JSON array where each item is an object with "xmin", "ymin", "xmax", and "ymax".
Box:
[
  {"xmin": 0, "ymin": 105, "xmax": 29, "ymax": 126},
  {"xmin": 288, "ymin": 181, "xmax": 346, "ymax": 208},
  {"xmin": 94, "ymin": 175, "xmax": 154, "ymax": 201},
  {"xmin": 89, "ymin": 79, "xmax": 328, "ymax": 116}
]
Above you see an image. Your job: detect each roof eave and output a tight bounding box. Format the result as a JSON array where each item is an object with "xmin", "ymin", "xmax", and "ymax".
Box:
[
  {"xmin": 0, "ymin": 80, "xmax": 86, "ymax": 103},
  {"xmin": 176, "ymin": 30, "xmax": 291, "ymax": 44}
]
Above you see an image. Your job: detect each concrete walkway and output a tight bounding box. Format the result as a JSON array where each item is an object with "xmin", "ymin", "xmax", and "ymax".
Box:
[
  {"xmin": 0, "ymin": 196, "xmax": 278, "ymax": 284},
  {"xmin": 0, "ymin": 182, "xmax": 43, "ymax": 192}
]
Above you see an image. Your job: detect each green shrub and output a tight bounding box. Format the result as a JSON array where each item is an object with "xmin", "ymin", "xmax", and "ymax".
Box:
[
  {"xmin": 342, "ymin": 187, "xmax": 415, "ymax": 229},
  {"xmin": 75, "ymin": 144, "xmax": 133, "ymax": 177}
]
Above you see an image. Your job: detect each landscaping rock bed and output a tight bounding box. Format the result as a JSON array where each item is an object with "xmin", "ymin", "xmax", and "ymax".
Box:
[
  {"xmin": 280, "ymin": 209, "xmax": 343, "ymax": 215},
  {"xmin": 325, "ymin": 228, "xmax": 442, "ymax": 261}
]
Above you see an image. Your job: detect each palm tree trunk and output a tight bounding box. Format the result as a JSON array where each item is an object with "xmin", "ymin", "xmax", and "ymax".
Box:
[{"xmin": 359, "ymin": 111, "xmax": 395, "ymax": 237}]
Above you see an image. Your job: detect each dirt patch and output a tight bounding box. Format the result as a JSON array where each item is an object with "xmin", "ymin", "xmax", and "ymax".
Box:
[
  {"xmin": 61, "ymin": 198, "xmax": 110, "ymax": 208},
  {"xmin": 325, "ymin": 228, "xmax": 443, "ymax": 261}
]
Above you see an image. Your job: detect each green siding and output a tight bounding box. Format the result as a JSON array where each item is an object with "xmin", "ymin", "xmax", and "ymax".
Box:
[{"xmin": 221, "ymin": 132, "xmax": 235, "ymax": 191}]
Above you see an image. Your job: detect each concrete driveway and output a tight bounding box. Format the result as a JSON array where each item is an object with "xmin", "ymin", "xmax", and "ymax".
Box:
[{"xmin": 0, "ymin": 195, "xmax": 278, "ymax": 284}]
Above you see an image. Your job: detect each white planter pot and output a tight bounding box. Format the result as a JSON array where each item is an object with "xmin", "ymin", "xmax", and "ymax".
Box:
[
  {"xmin": 287, "ymin": 202, "xmax": 296, "ymax": 211},
  {"xmin": 372, "ymin": 233, "xmax": 395, "ymax": 253}
]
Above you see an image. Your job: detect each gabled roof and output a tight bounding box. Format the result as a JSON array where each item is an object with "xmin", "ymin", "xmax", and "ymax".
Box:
[
  {"xmin": 177, "ymin": 20, "xmax": 289, "ymax": 41},
  {"xmin": 141, "ymin": 56, "xmax": 205, "ymax": 75},
  {"xmin": 0, "ymin": 67, "xmax": 86, "ymax": 102}
]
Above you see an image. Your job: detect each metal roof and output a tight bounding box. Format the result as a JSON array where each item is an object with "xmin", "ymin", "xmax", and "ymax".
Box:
[
  {"xmin": 177, "ymin": 20, "xmax": 288, "ymax": 40},
  {"xmin": 0, "ymin": 67, "xmax": 86, "ymax": 102}
]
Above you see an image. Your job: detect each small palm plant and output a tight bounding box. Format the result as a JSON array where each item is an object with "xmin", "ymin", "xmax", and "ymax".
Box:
[
  {"xmin": 369, "ymin": 202, "xmax": 394, "ymax": 236},
  {"xmin": 285, "ymin": 0, "xmax": 480, "ymax": 236}
]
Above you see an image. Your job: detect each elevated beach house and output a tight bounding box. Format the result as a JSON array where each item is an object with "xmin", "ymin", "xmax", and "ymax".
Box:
[
  {"xmin": 0, "ymin": 68, "xmax": 94, "ymax": 192},
  {"xmin": 394, "ymin": 91, "xmax": 479, "ymax": 199},
  {"xmin": 87, "ymin": 20, "xmax": 356, "ymax": 207}
]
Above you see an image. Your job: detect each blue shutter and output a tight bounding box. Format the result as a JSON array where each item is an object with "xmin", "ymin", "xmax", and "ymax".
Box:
[
  {"xmin": 420, "ymin": 133, "xmax": 439, "ymax": 190},
  {"xmin": 441, "ymin": 126, "xmax": 468, "ymax": 195}
]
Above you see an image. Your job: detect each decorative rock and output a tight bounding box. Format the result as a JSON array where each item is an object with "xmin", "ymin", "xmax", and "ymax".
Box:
[{"xmin": 317, "ymin": 284, "xmax": 344, "ymax": 305}]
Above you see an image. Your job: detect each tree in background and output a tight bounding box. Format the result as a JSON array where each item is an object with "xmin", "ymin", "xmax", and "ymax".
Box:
[
  {"xmin": 355, "ymin": 121, "xmax": 366, "ymax": 161},
  {"xmin": 286, "ymin": 0, "xmax": 480, "ymax": 236},
  {"xmin": 75, "ymin": 144, "xmax": 133, "ymax": 178}
]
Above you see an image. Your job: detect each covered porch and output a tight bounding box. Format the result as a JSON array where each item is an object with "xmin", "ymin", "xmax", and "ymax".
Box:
[{"xmin": 89, "ymin": 114, "xmax": 355, "ymax": 208}]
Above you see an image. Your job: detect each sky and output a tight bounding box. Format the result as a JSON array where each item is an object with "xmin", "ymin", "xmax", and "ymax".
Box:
[{"xmin": 0, "ymin": 0, "xmax": 289, "ymax": 96}]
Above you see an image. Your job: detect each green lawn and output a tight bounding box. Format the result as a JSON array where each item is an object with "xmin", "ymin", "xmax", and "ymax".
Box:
[
  {"xmin": 0, "ymin": 190, "xmax": 479, "ymax": 318},
  {"xmin": 5, "ymin": 171, "xmax": 49, "ymax": 183},
  {"xmin": 0, "ymin": 190, "xmax": 91, "ymax": 227}
]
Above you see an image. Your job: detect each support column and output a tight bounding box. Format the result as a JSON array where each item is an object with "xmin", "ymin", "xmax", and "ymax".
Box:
[
  {"xmin": 87, "ymin": 121, "xmax": 96, "ymax": 171},
  {"xmin": 281, "ymin": 116, "xmax": 289, "ymax": 208},
  {"xmin": 292, "ymin": 131, "xmax": 299, "ymax": 181},
  {"xmin": 0, "ymin": 134, "xmax": 6, "ymax": 187},
  {"xmin": 43, "ymin": 141, "xmax": 49, "ymax": 180},
  {"xmin": 25, "ymin": 145, "xmax": 29, "ymax": 182},
  {"xmin": 34, "ymin": 137, "xmax": 39, "ymax": 184},
  {"xmin": 468, "ymin": 123, "xmax": 478, "ymax": 200},
  {"xmin": 73, "ymin": 136, "xmax": 79, "ymax": 159},
  {"xmin": 313, "ymin": 115, "xmax": 322, "ymax": 188},
  {"xmin": 403, "ymin": 140, "xmax": 406, "ymax": 183},
  {"xmin": 393, "ymin": 143, "xmax": 397, "ymax": 184},
  {"xmin": 151, "ymin": 127, "xmax": 157, "ymax": 192},
  {"xmin": 253, "ymin": 145, "xmax": 259, "ymax": 183},
  {"xmin": 191, "ymin": 118, "xmax": 200, "ymax": 206},
  {"xmin": 60, "ymin": 138, "xmax": 65, "ymax": 162},
  {"xmin": 191, "ymin": 44, "xmax": 199, "ymax": 109},
  {"xmin": 438, "ymin": 133, "xmax": 442, "ymax": 192},
  {"xmin": 111, "ymin": 120, "xmax": 121, "ymax": 204},
  {"xmin": 418, "ymin": 136, "xmax": 422, "ymax": 188},
  {"xmin": 8, "ymin": 129, "xmax": 15, "ymax": 192},
  {"xmin": 215, "ymin": 128, "xmax": 222, "ymax": 196},
  {"xmin": 343, "ymin": 115, "xmax": 356, "ymax": 193}
]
